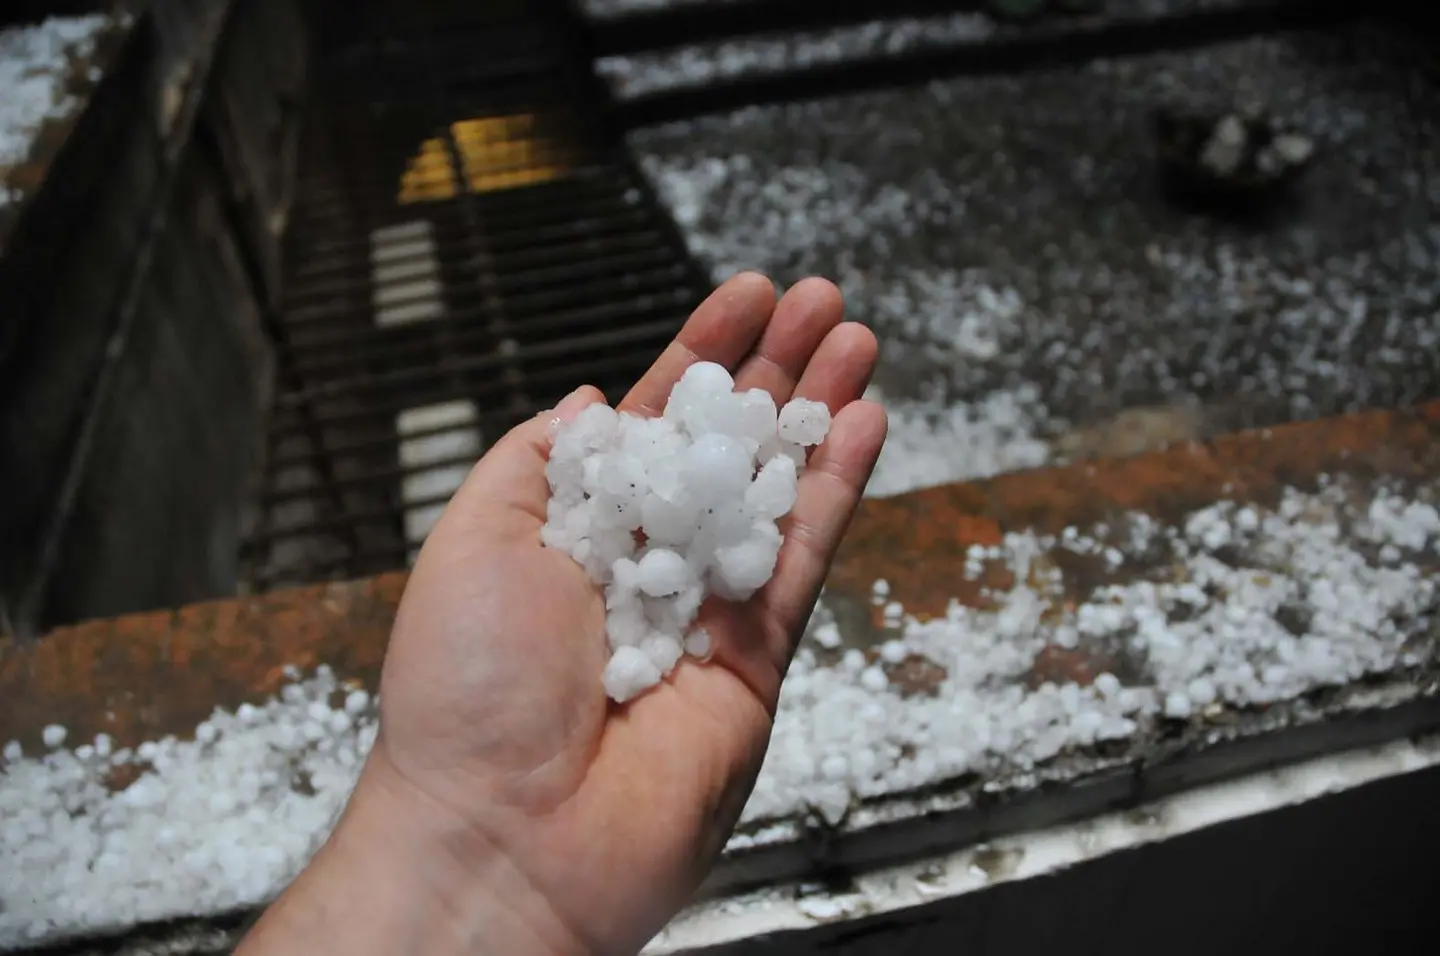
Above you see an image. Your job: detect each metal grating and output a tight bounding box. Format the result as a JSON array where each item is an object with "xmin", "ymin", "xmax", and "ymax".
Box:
[{"xmin": 241, "ymin": 2, "xmax": 709, "ymax": 592}]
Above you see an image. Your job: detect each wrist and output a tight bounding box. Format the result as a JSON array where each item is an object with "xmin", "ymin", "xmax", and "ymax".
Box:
[{"xmin": 237, "ymin": 753, "xmax": 589, "ymax": 956}]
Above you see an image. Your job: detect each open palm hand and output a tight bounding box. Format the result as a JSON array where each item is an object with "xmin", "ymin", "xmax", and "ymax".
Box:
[{"xmin": 243, "ymin": 274, "xmax": 885, "ymax": 956}]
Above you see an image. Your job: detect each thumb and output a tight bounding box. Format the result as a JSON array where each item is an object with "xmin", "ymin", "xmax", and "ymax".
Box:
[{"xmin": 437, "ymin": 386, "xmax": 609, "ymax": 538}]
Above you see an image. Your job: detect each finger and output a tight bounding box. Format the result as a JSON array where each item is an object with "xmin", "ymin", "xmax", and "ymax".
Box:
[
  {"xmin": 754, "ymin": 321, "xmax": 879, "ymax": 644},
  {"xmin": 762, "ymin": 398, "xmax": 888, "ymax": 657},
  {"xmin": 731, "ymin": 277, "xmax": 844, "ymax": 404},
  {"xmin": 619, "ymin": 271, "xmax": 776, "ymax": 417},
  {"xmin": 437, "ymin": 386, "xmax": 607, "ymax": 538}
]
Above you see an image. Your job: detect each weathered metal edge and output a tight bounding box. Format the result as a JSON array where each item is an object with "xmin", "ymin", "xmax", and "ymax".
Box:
[{"xmin": 4, "ymin": 401, "xmax": 1437, "ymax": 750}]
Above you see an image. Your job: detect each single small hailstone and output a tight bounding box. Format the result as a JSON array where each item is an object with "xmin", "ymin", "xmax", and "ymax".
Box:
[
  {"xmin": 812, "ymin": 621, "xmax": 843, "ymax": 649},
  {"xmin": 1093, "ymin": 672, "xmax": 1122, "ymax": 698},
  {"xmin": 1271, "ymin": 133, "xmax": 1314, "ymax": 165},
  {"xmin": 683, "ymin": 628, "xmax": 713, "ymax": 660},
  {"xmin": 2, "ymin": 740, "xmax": 21, "ymax": 762},
  {"xmin": 606, "ymin": 602, "xmax": 650, "ymax": 647},
  {"xmin": 712, "ymin": 531, "xmax": 783, "ymax": 600},
  {"xmin": 1073, "ymin": 710, "xmax": 1105, "ymax": 738},
  {"xmin": 208, "ymin": 791, "xmax": 236, "ymax": 817},
  {"xmin": 609, "ymin": 558, "xmax": 642, "ymax": 603},
  {"xmin": 41, "ymin": 725, "xmax": 66, "ymax": 749},
  {"xmin": 859, "ymin": 666, "xmax": 889, "ymax": 692},
  {"xmin": 636, "ymin": 548, "xmax": 691, "ymax": 597},
  {"xmin": 639, "ymin": 493, "xmax": 700, "ymax": 545},
  {"xmin": 777, "ymin": 398, "xmax": 832, "ymax": 446},
  {"xmin": 758, "ymin": 435, "xmax": 807, "ymax": 468},
  {"xmin": 732, "ymin": 388, "xmax": 779, "ymax": 449},
  {"xmin": 603, "ymin": 646, "xmax": 663, "ymax": 704},
  {"xmin": 852, "ymin": 747, "xmax": 879, "ymax": 779},
  {"xmin": 1186, "ymin": 677, "xmax": 1217, "ymax": 707},
  {"xmin": 344, "ymin": 689, "xmax": 371, "ymax": 716},
  {"xmin": 670, "ymin": 359, "xmax": 733, "ymax": 403},
  {"xmin": 683, "ymin": 434, "xmax": 754, "ymax": 503},
  {"xmin": 820, "ymin": 753, "xmax": 850, "ymax": 781},
  {"xmin": 696, "ymin": 501, "xmax": 753, "ymax": 554},
  {"xmin": 195, "ymin": 722, "xmax": 218, "ymax": 745},
  {"xmin": 641, "ymin": 634, "xmax": 684, "ymax": 675},
  {"xmin": 744, "ymin": 454, "xmax": 798, "ymax": 519},
  {"xmin": 1163, "ymin": 691, "xmax": 1194, "ymax": 719},
  {"xmin": 542, "ymin": 361, "xmax": 832, "ymax": 703}
]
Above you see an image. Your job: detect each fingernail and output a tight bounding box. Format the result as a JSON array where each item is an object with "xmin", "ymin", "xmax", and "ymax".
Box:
[
  {"xmin": 543, "ymin": 387, "xmax": 603, "ymax": 438},
  {"xmin": 553, "ymin": 386, "xmax": 594, "ymax": 419}
]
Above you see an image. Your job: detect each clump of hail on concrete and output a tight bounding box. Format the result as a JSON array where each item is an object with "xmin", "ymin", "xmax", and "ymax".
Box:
[
  {"xmin": 541, "ymin": 362, "xmax": 831, "ymax": 703},
  {"xmin": 0, "ymin": 667, "xmax": 377, "ymax": 949},
  {"xmin": 742, "ymin": 480, "xmax": 1438, "ymax": 829}
]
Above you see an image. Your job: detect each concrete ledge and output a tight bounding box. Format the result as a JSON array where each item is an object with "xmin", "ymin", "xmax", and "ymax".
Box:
[
  {"xmin": 827, "ymin": 399, "xmax": 1440, "ymax": 621},
  {"xmin": 4, "ymin": 400, "xmax": 1438, "ymax": 754}
]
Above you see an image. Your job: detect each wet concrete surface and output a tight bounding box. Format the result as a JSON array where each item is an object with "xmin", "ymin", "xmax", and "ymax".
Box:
[{"xmin": 628, "ymin": 23, "xmax": 1440, "ymax": 455}]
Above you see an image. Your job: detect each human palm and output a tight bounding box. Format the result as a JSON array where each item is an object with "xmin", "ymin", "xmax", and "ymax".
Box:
[{"xmin": 364, "ymin": 273, "xmax": 885, "ymax": 955}]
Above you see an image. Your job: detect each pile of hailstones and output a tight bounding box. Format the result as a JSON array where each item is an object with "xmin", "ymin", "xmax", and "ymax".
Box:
[{"xmin": 541, "ymin": 362, "xmax": 832, "ymax": 703}]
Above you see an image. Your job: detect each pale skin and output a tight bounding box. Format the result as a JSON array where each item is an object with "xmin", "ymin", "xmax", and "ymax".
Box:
[{"xmin": 236, "ymin": 273, "xmax": 887, "ymax": 956}]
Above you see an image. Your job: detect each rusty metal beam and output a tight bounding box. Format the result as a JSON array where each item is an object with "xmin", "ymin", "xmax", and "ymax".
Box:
[
  {"xmin": 3, "ymin": 401, "xmax": 1439, "ymax": 754},
  {"xmin": 827, "ymin": 399, "xmax": 1440, "ymax": 622}
]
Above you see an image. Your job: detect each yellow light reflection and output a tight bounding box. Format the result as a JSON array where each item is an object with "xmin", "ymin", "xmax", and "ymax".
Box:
[{"xmin": 398, "ymin": 114, "xmax": 568, "ymax": 204}]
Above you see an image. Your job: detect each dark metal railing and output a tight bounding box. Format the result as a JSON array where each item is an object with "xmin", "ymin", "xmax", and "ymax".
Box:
[{"xmin": 241, "ymin": 0, "xmax": 710, "ymax": 592}]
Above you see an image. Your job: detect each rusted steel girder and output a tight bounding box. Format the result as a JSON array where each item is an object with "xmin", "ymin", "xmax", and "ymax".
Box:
[{"xmin": 829, "ymin": 400, "xmax": 1440, "ymax": 621}]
